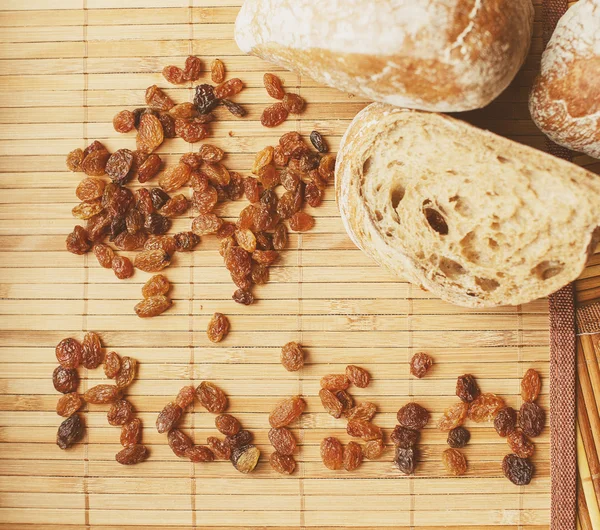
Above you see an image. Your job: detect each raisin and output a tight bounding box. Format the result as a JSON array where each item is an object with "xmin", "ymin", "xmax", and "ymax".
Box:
[
  {"xmin": 81, "ymin": 331, "xmax": 103, "ymax": 369},
  {"xmin": 268, "ymin": 427, "xmax": 296, "ymax": 455},
  {"xmin": 55, "ymin": 338, "xmax": 82, "ymax": 369},
  {"xmin": 56, "ymin": 393, "xmax": 83, "ymax": 417},
  {"xmin": 207, "ymin": 436, "xmax": 232, "ymax": 460},
  {"xmin": 134, "ymin": 295, "xmax": 172, "ymax": 318},
  {"xmin": 320, "ymin": 437, "xmax": 343, "ymax": 470},
  {"xmin": 456, "ymin": 374, "xmax": 480, "ymax": 403},
  {"xmin": 252, "ymin": 146, "xmax": 274, "ymax": 175},
  {"xmin": 195, "ymin": 146, "xmax": 222, "ymax": 165},
  {"xmin": 210, "ymin": 58, "xmax": 225, "ymax": 83},
  {"xmin": 205, "ymin": 313, "xmax": 229, "ymax": 343},
  {"xmin": 84, "ymin": 384, "xmax": 121, "ymax": 404},
  {"xmin": 280, "ymin": 169, "xmax": 300, "ymax": 193},
  {"xmin": 113, "ymin": 231, "xmax": 147, "ymax": 251},
  {"xmin": 226, "ymin": 429, "xmax": 253, "ymax": 449},
  {"xmin": 494, "ymin": 407, "xmax": 517, "ymax": 437},
  {"xmin": 107, "ymin": 399, "xmax": 134, "ymax": 426},
  {"xmin": 263, "ymin": 73, "xmax": 285, "ymax": 99},
  {"xmin": 126, "ymin": 208, "xmax": 144, "ymax": 234},
  {"xmin": 397, "ymin": 403, "xmax": 430, "ymax": 430},
  {"xmin": 145, "ymin": 84, "xmax": 174, "ymax": 111},
  {"xmin": 255, "ymin": 232, "xmax": 273, "ymax": 251},
  {"xmin": 507, "ymin": 429, "xmax": 535, "ymax": 458},
  {"xmin": 184, "ymin": 55, "xmax": 202, "ymax": 81},
  {"xmin": 158, "ymin": 112, "xmax": 176, "ymax": 138},
  {"xmin": 363, "ymin": 438, "xmax": 385, "ymax": 460},
  {"xmin": 442, "ymin": 448, "xmax": 467, "ymax": 476},
  {"xmin": 225, "ymin": 172, "xmax": 245, "ymax": 200},
  {"xmin": 319, "ymin": 389, "xmax": 343, "ymax": 419},
  {"xmin": 304, "ymin": 182, "xmax": 323, "ymax": 207},
  {"xmin": 107, "ymin": 186, "xmax": 134, "ymax": 217},
  {"xmin": 521, "ymin": 368, "xmax": 541, "ymax": 403},
  {"xmin": 278, "ymin": 341, "xmax": 304, "ymax": 372},
  {"xmin": 232, "ymin": 274, "xmax": 252, "ymax": 291},
  {"xmin": 345, "ymin": 365, "xmax": 370, "ymax": 388},
  {"xmin": 261, "ymin": 102, "xmax": 288, "ymax": 127},
  {"xmin": 134, "ymin": 155, "xmax": 159, "ymax": 184},
  {"xmin": 347, "ymin": 420, "xmax": 382, "ymax": 441},
  {"xmin": 203, "ymin": 162, "xmax": 230, "ymax": 186},
  {"xmin": 76, "ymin": 177, "xmax": 105, "ymax": 201},
  {"xmin": 112, "ymin": 256, "xmax": 134, "ymax": 279},
  {"xmin": 113, "ymin": 110, "xmax": 136, "ymax": 133},
  {"xmin": 120, "ymin": 418, "xmax": 142, "ymax": 446},
  {"xmin": 212, "ymin": 414, "xmax": 239, "ymax": 437},
  {"xmin": 318, "ymin": 154, "xmax": 336, "ymax": 181},
  {"xmin": 320, "ymin": 374, "xmax": 350, "ymax": 391},
  {"xmin": 273, "ymin": 146, "xmax": 289, "ymax": 167},
  {"xmin": 83, "ymin": 140, "xmax": 106, "ymax": 157},
  {"xmin": 282, "ymin": 93, "xmax": 305, "ymax": 114},
  {"xmin": 273, "ymin": 223, "xmax": 288, "ymax": 250},
  {"xmin": 194, "ymin": 84, "xmax": 219, "ymax": 114},
  {"xmin": 192, "ymin": 213, "xmax": 223, "ymax": 235},
  {"xmin": 116, "ymin": 357, "xmax": 137, "ymax": 388},
  {"xmin": 231, "ymin": 444, "xmax": 260, "ymax": 473},
  {"xmin": 391, "ymin": 425, "xmax": 420, "ymax": 448},
  {"xmin": 299, "ymin": 152, "xmax": 321, "ymax": 173},
  {"xmin": 142, "ymin": 274, "xmax": 170, "ymax": 298},
  {"xmin": 156, "ymin": 402, "xmax": 183, "ymax": 434},
  {"xmin": 336, "ymin": 390, "xmax": 354, "ymax": 413},
  {"xmin": 104, "ymin": 351, "xmax": 121, "ymax": 379},
  {"xmin": 86, "ymin": 212, "xmax": 111, "ymax": 242},
  {"xmin": 134, "ymin": 249, "xmax": 171, "ymax": 273},
  {"xmin": 72, "ymin": 199, "xmax": 104, "ymax": 220},
  {"xmin": 409, "ymin": 352, "xmax": 433, "ymax": 378},
  {"xmin": 192, "ymin": 186, "xmax": 218, "ymax": 214},
  {"xmin": 67, "ymin": 148, "xmax": 84, "ymax": 172},
  {"xmin": 136, "ymin": 113, "xmax": 164, "ymax": 153},
  {"xmin": 468, "ymin": 393, "xmax": 505, "ymax": 423},
  {"xmin": 270, "ymin": 452, "xmax": 296, "ymax": 474},
  {"xmin": 168, "ymin": 429, "xmax": 194, "ymax": 457},
  {"xmin": 252, "ymin": 250, "xmax": 279, "ymax": 265},
  {"xmin": 502, "ymin": 454, "xmax": 534, "ymax": 485},
  {"xmin": 345, "ymin": 402, "xmax": 377, "ymax": 421},
  {"xmin": 66, "ymin": 226, "xmax": 92, "ymax": 255},
  {"xmin": 105, "ymin": 149, "xmax": 134, "ymax": 184},
  {"xmin": 258, "ymin": 164, "xmax": 280, "ymax": 190},
  {"xmin": 196, "ymin": 381, "xmax": 228, "ymax": 413},
  {"xmin": 214, "ymin": 78, "xmax": 243, "ymax": 99},
  {"xmin": 162, "ymin": 65, "xmax": 187, "ymax": 85},
  {"xmin": 519, "ymin": 402, "xmax": 545, "ymax": 437},
  {"xmin": 341, "ymin": 441, "xmax": 363, "ymax": 472},
  {"xmin": 186, "ymin": 445, "xmax": 216, "ymax": 463},
  {"xmin": 116, "ymin": 444, "xmax": 149, "ymax": 465},
  {"xmin": 57, "ymin": 414, "xmax": 84, "ymax": 450},
  {"xmin": 269, "ymin": 396, "xmax": 306, "ymax": 428},
  {"xmin": 172, "ymin": 386, "xmax": 195, "ymax": 410},
  {"xmin": 150, "ymin": 188, "xmax": 170, "ymax": 210},
  {"xmin": 251, "ymin": 263, "xmax": 269, "ymax": 284},
  {"xmin": 244, "ymin": 177, "xmax": 260, "ymax": 203},
  {"xmin": 275, "ymin": 190, "xmax": 299, "ymax": 220},
  {"xmin": 279, "ymin": 132, "xmax": 308, "ymax": 157},
  {"xmin": 166, "ymin": 231, "xmax": 195, "ymax": 253},
  {"xmin": 225, "ymin": 246, "xmax": 252, "ymax": 277},
  {"xmin": 53, "ymin": 366, "xmax": 79, "ymax": 394},
  {"xmin": 289, "ymin": 211, "xmax": 314, "ymax": 232},
  {"xmin": 144, "ymin": 213, "xmax": 171, "ymax": 235},
  {"xmin": 175, "ymin": 118, "xmax": 208, "ymax": 143},
  {"xmin": 394, "ymin": 446, "xmax": 417, "ymax": 475},
  {"xmin": 170, "ymin": 103, "xmax": 199, "ymax": 120},
  {"xmin": 109, "ymin": 216, "xmax": 127, "ymax": 241},
  {"xmin": 437, "ymin": 402, "xmax": 469, "ymax": 432},
  {"xmin": 309, "ymin": 130, "xmax": 328, "ymax": 153},
  {"xmin": 447, "ymin": 427, "xmax": 470, "ymax": 448},
  {"xmin": 82, "ymin": 149, "xmax": 110, "ymax": 177},
  {"xmin": 222, "ymin": 99, "xmax": 247, "ymax": 117},
  {"xmin": 157, "ymin": 162, "xmax": 190, "ymax": 193},
  {"xmin": 144, "ymin": 235, "xmax": 177, "ymax": 255}
]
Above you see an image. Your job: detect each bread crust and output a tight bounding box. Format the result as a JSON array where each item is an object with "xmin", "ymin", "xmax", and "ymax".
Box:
[
  {"xmin": 235, "ymin": 0, "xmax": 533, "ymax": 112},
  {"xmin": 336, "ymin": 103, "xmax": 600, "ymax": 307},
  {"xmin": 529, "ymin": 0, "xmax": 600, "ymax": 158}
]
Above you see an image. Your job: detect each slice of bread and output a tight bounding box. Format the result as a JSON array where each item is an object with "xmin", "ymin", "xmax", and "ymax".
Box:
[{"xmin": 336, "ymin": 103, "xmax": 600, "ymax": 307}]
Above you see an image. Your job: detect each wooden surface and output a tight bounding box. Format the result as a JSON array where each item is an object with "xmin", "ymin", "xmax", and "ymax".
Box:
[{"xmin": 0, "ymin": 0, "xmax": 598, "ymax": 528}]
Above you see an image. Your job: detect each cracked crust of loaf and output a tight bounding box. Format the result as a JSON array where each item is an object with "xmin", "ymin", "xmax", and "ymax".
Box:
[
  {"xmin": 529, "ymin": 0, "xmax": 600, "ymax": 158},
  {"xmin": 336, "ymin": 103, "xmax": 600, "ymax": 308},
  {"xmin": 235, "ymin": 0, "xmax": 533, "ymax": 112}
]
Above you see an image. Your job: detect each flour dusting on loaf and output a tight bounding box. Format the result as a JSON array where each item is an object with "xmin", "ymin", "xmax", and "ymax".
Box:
[
  {"xmin": 336, "ymin": 103, "xmax": 600, "ymax": 307},
  {"xmin": 235, "ymin": 0, "xmax": 534, "ymax": 112},
  {"xmin": 529, "ymin": 0, "xmax": 600, "ymax": 158}
]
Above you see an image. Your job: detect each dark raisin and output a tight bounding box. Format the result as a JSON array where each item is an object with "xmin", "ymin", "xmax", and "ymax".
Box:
[
  {"xmin": 230, "ymin": 444, "xmax": 260, "ymax": 474},
  {"xmin": 226, "ymin": 429, "xmax": 253, "ymax": 449},
  {"xmin": 150, "ymin": 188, "xmax": 170, "ymax": 210},
  {"xmin": 502, "ymin": 454, "xmax": 534, "ymax": 485},
  {"xmin": 519, "ymin": 402, "xmax": 545, "ymax": 437},
  {"xmin": 116, "ymin": 444, "xmax": 149, "ymax": 465},
  {"xmin": 57, "ymin": 414, "xmax": 84, "ymax": 450},
  {"xmin": 394, "ymin": 446, "xmax": 417, "ymax": 475},
  {"xmin": 221, "ymin": 99, "xmax": 247, "ymax": 117},
  {"xmin": 145, "ymin": 213, "xmax": 171, "ymax": 235},
  {"xmin": 456, "ymin": 374, "xmax": 480, "ymax": 403},
  {"xmin": 396, "ymin": 403, "xmax": 429, "ymax": 430},
  {"xmin": 390, "ymin": 425, "xmax": 420, "ymax": 448},
  {"xmin": 447, "ymin": 427, "xmax": 470, "ymax": 448},
  {"xmin": 194, "ymin": 84, "xmax": 219, "ymax": 114},
  {"xmin": 55, "ymin": 338, "xmax": 83, "ymax": 369},
  {"xmin": 53, "ymin": 366, "xmax": 79, "ymax": 394},
  {"xmin": 494, "ymin": 407, "xmax": 518, "ymax": 437},
  {"xmin": 309, "ymin": 130, "xmax": 328, "ymax": 153}
]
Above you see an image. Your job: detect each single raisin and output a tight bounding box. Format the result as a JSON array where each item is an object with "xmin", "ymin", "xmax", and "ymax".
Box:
[
  {"xmin": 158, "ymin": 112, "xmax": 176, "ymax": 138},
  {"xmin": 199, "ymin": 144, "xmax": 224, "ymax": 162},
  {"xmin": 168, "ymin": 429, "xmax": 194, "ymax": 457},
  {"xmin": 112, "ymin": 255, "xmax": 134, "ymax": 279},
  {"xmin": 115, "ymin": 356, "xmax": 137, "ymax": 389},
  {"xmin": 145, "ymin": 84, "xmax": 174, "ymax": 111},
  {"xmin": 170, "ymin": 103, "xmax": 199, "ymax": 120},
  {"xmin": 226, "ymin": 429, "xmax": 253, "ymax": 449},
  {"xmin": 82, "ymin": 149, "xmax": 110, "ymax": 176},
  {"xmin": 390, "ymin": 425, "xmax": 420, "ymax": 448},
  {"xmin": 343, "ymin": 441, "xmax": 363, "ymax": 471},
  {"xmin": 56, "ymin": 338, "xmax": 82, "ymax": 369},
  {"xmin": 304, "ymin": 182, "xmax": 323, "ymax": 207},
  {"xmin": 138, "ymin": 152, "xmax": 162, "ymax": 184},
  {"xmin": 174, "ymin": 231, "xmax": 200, "ymax": 252},
  {"xmin": 345, "ymin": 365, "xmax": 370, "ymax": 388},
  {"xmin": 281, "ymin": 342, "xmax": 305, "ymax": 372},
  {"xmin": 409, "ymin": 352, "xmax": 433, "ymax": 378},
  {"xmin": 251, "ymin": 263, "xmax": 269, "ymax": 285},
  {"xmin": 207, "ymin": 313, "xmax": 230, "ymax": 343},
  {"xmin": 105, "ymin": 149, "xmax": 134, "ymax": 184},
  {"xmin": 194, "ymin": 84, "xmax": 219, "ymax": 114},
  {"xmin": 502, "ymin": 454, "xmax": 534, "ymax": 485},
  {"xmin": 270, "ymin": 452, "xmax": 296, "ymax": 474},
  {"xmin": 273, "ymin": 223, "xmax": 288, "ymax": 250},
  {"xmin": 184, "ymin": 55, "xmax": 202, "ymax": 81},
  {"xmin": 113, "ymin": 110, "xmax": 136, "ymax": 133},
  {"xmin": 134, "ymin": 249, "xmax": 171, "ymax": 273},
  {"xmin": 255, "ymin": 232, "xmax": 273, "ymax": 251},
  {"xmin": 347, "ymin": 420, "xmax": 382, "ymax": 441},
  {"xmin": 336, "ymin": 390, "xmax": 354, "ymax": 413},
  {"xmin": 86, "ymin": 212, "xmax": 111, "ymax": 242},
  {"xmin": 320, "ymin": 374, "xmax": 350, "ymax": 391},
  {"xmin": 447, "ymin": 426, "xmax": 471, "ymax": 448},
  {"xmin": 309, "ymin": 130, "xmax": 328, "ymax": 153},
  {"xmin": 192, "ymin": 213, "xmax": 223, "ymax": 235},
  {"xmin": 142, "ymin": 274, "xmax": 170, "ymax": 298},
  {"xmin": 282, "ymin": 93, "xmax": 305, "ymax": 114},
  {"xmin": 456, "ymin": 374, "xmax": 480, "ymax": 403},
  {"xmin": 221, "ymin": 99, "xmax": 247, "ymax": 117},
  {"xmin": 107, "ymin": 399, "xmax": 134, "ymax": 426},
  {"xmin": 126, "ymin": 208, "xmax": 145, "ymax": 234},
  {"xmin": 66, "ymin": 148, "xmax": 84, "ymax": 172},
  {"xmin": 252, "ymin": 250, "xmax": 279, "ymax": 265},
  {"xmin": 261, "ymin": 102, "xmax": 288, "ymax": 127},
  {"xmin": 507, "ymin": 429, "xmax": 535, "ymax": 458},
  {"xmin": 120, "ymin": 418, "xmax": 142, "ymax": 447},
  {"xmin": 104, "ymin": 351, "xmax": 121, "ymax": 379},
  {"xmin": 519, "ymin": 402, "xmax": 545, "ymax": 437},
  {"xmin": 83, "ymin": 140, "xmax": 107, "ymax": 157},
  {"xmin": 268, "ymin": 427, "xmax": 296, "ymax": 456},
  {"xmin": 214, "ymin": 78, "xmax": 243, "ymax": 99},
  {"xmin": 345, "ymin": 402, "xmax": 377, "ymax": 421},
  {"xmin": 53, "ymin": 366, "xmax": 79, "ymax": 394},
  {"xmin": 363, "ymin": 439, "xmax": 385, "ymax": 460},
  {"xmin": 230, "ymin": 445, "xmax": 260, "ymax": 473},
  {"xmin": 494, "ymin": 407, "xmax": 518, "ymax": 437},
  {"xmin": 207, "ymin": 436, "xmax": 232, "ymax": 460},
  {"xmin": 186, "ymin": 445, "xmax": 216, "ymax": 463},
  {"xmin": 320, "ymin": 437, "xmax": 343, "ymax": 470},
  {"xmin": 269, "ymin": 396, "xmax": 306, "ymax": 428},
  {"xmin": 162, "ymin": 65, "xmax": 187, "ymax": 85},
  {"xmin": 134, "ymin": 296, "xmax": 172, "ymax": 318},
  {"xmin": 214, "ymin": 414, "xmax": 240, "ymax": 436},
  {"xmin": 176, "ymin": 385, "xmax": 196, "ymax": 409},
  {"xmin": 521, "ymin": 369, "xmax": 542, "ymax": 403},
  {"xmin": 273, "ymin": 146, "xmax": 289, "ymax": 167},
  {"xmin": 66, "ymin": 226, "xmax": 91, "ymax": 255},
  {"xmin": 136, "ymin": 113, "xmax": 164, "ymax": 153},
  {"xmin": 289, "ymin": 211, "xmax": 314, "ymax": 232},
  {"xmin": 252, "ymin": 146, "xmax": 274, "ymax": 175},
  {"xmin": 437, "ymin": 402, "xmax": 469, "ymax": 432},
  {"xmin": 150, "ymin": 188, "xmax": 170, "ymax": 210},
  {"xmin": 210, "ymin": 58, "xmax": 225, "ymax": 83},
  {"xmin": 175, "ymin": 118, "xmax": 208, "ymax": 143},
  {"xmin": 394, "ymin": 446, "xmax": 417, "ymax": 475},
  {"xmin": 144, "ymin": 213, "xmax": 171, "ymax": 236},
  {"xmin": 196, "ymin": 381, "xmax": 228, "ymax": 413},
  {"xmin": 263, "ymin": 73, "xmax": 285, "ymax": 99},
  {"xmin": 192, "ymin": 186, "xmax": 218, "ymax": 214},
  {"xmin": 56, "ymin": 393, "xmax": 83, "ymax": 417},
  {"xmin": 113, "ymin": 231, "xmax": 147, "ymax": 251},
  {"xmin": 156, "ymin": 402, "xmax": 183, "ymax": 433},
  {"xmin": 81, "ymin": 331, "xmax": 103, "ymax": 369},
  {"xmin": 397, "ymin": 403, "xmax": 430, "ymax": 430},
  {"xmin": 235, "ymin": 228, "xmax": 257, "ymax": 253},
  {"xmin": 442, "ymin": 448, "xmax": 467, "ymax": 476},
  {"xmin": 116, "ymin": 444, "xmax": 149, "ymax": 465},
  {"xmin": 467, "ymin": 393, "xmax": 505, "ymax": 423},
  {"xmin": 57, "ymin": 414, "xmax": 84, "ymax": 450},
  {"xmin": 144, "ymin": 235, "xmax": 176, "ymax": 255},
  {"xmin": 319, "ymin": 389, "xmax": 343, "ymax": 419},
  {"xmin": 244, "ymin": 177, "xmax": 260, "ymax": 203},
  {"xmin": 72, "ymin": 199, "xmax": 104, "ymax": 220},
  {"xmin": 84, "ymin": 384, "xmax": 121, "ymax": 404},
  {"xmin": 76, "ymin": 177, "xmax": 105, "ymax": 201},
  {"xmin": 159, "ymin": 162, "xmax": 191, "ymax": 192}
]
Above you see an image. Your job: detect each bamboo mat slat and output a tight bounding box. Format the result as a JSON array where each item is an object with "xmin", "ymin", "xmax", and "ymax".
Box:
[{"xmin": 0, "ymin": 0, "xmax": 597, "ymax": 528}]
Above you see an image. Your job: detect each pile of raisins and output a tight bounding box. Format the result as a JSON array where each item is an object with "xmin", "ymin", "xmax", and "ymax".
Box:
[
  {"xmin": 135, "ymin": 274, "xmax": 172, "ymax": 318},
  {"xmin": 261, "ymin": 73, "xmax": 306, "ymax": 127},
  {"xmin": 268, "ymin": 395, "xmax": 306, "ymax": 474},
  {"xmin": 393, "ymin": 402, "xmax": 430, "ymax": 475},
  {"xmin": 158, "ymin": 382, "xmax": 260, "ymax": 473},
  {"xmin": 54, "ymin": 333, "xmax": 148, "ymax": 464}
]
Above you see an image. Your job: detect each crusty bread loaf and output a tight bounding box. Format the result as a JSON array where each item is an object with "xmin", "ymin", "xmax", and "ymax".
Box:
[
  {"xmin": 235, "ymin": 0, "xmax": 534, "ymax": 112},
  {"xmin": 529, "ymin": 0, "xmax": 600, "ymax": 158},
  {"xmin": 336, "ymin": 103, "xmax": 600, "ymax": 307}
]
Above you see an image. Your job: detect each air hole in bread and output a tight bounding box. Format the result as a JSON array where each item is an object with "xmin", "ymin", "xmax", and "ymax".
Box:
[
  {"xmin": 385, "ymin": 230, "xmax": 393, "ymax": 238},
  {"xmin": 423, "ymin": 205, "xmax": 448, "ymax": 235},
  {"xmin": 374, "ymin": 210, "xmax": 383, "ymax": 221},
  {"xmin": 497, "ymin": 155, "xmax": 510, "ymax": 164},
  {"xmin": 491, "ymin": 222, "xmax": 500, "ymax": 230},
  {"xmin": 439, "ymin": 257, "xmax": 466, "ymax": 280},
  {"xmin": 459, "ymin": 232, "xmax": 481, "ymax": 263},
  {"xmin": 390, "ymin": 185, "xmax": 405, "ymax": 210},
  {"xmin": 449, "ymin": 195, "xmax": 471, "ymax": 216},
  {"xmin": 488, "ymin": 238, "xmax": 499, "ymax": 249},
  {"xmin": 532, "ymin": 260, "xmax": 564, "ymax": 280},
  {"xmin": 475, "ymin": 277, "xmax": 500, "ymax": 292},
  {"xmin": 362, "ymin": 157, "xmax": 372, "ymax": 175}
]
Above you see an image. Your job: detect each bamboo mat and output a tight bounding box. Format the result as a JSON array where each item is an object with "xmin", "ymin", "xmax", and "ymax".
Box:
[{"xmin": 0, "ymin": 0, "xmax": 598, "ymax": 528}]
